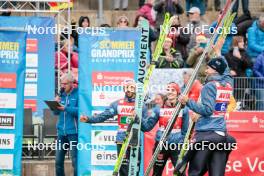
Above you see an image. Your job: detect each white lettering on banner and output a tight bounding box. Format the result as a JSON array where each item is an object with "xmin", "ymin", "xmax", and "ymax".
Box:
[
  {"xmin": 0, "ymin": 154, "xmax": 13, "ymax": 169},
  {"xmin": 91, "ymin": 91, "xmax": 124, "ymax": 106},
  {"xmin": 91, "ymin": 130, "xmax": 116, "ymax": 145},
  {"xmin": 0, "ymin": 113, "xmax": 15, "ymax": 129},
  {"xmin": 24, "ymin": 84, "xmax": 37, "ymax": 97},
  {"xmin": 0, "ymin": 134, "xmax": 15, "ymax": 149},
  {"xmin": 226, "ymin": 160, "xmax": 242, "ymax": 172},
  {"xmin": 91, "ymin": 49, "xmax": 134, "ymax": 58},
  {"xmin": 0, "ymin": 50, "xmax": 19, "ymax": 59},
  {"xmin": 91, "ymin": 150, "xmax": 117, "ymax": 166},
  {"xmin": 0, "ymin": 93, "xmax": 16, "ymax": 109},
  {"xmin": 226, "ymin": 158, "xmax": 264, "ymax": 173},
  {"xmin": 91, "ymin": 170, "xmax": 113, "ymax": 176},
  {"xmin": 247, "ymin": 157, "xmax": 264, "ymax": 172},
  {"xmin": 26, "ymin": 53, "xmax": 38, "ymax": 67}
]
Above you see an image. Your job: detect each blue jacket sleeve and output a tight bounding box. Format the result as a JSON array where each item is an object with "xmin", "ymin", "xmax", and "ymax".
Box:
[
  {"xmin": 88, "ymin": 101, "xmax": 118, "ymax": 123},
  {"xmin": 186, "ymin": 83, "xmax": 216, "ymax": 116},
  {"xmin": 181, "ymin": 107, "xmax": 189, "ymax": 136},
  {"xmin": 253, "ymin": 55, "xmax": 264, "ymax": 77},
  {"xmin": 141, "ymin": 106, "xmax": 160, "ymax": 132},
  {"xmin": 248, "ymin": 26, "xmax": 264, "ymax": 53},
  {"xmin": 140, "ymin": 105, "xmax": 149, "ymax": 132}
]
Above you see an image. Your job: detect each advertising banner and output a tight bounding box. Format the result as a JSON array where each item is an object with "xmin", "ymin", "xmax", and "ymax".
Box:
[
  {"xmin": 0, "ymin": 16, "xmax": 55, "ymax": 119},
  {"xmin": 0, "ymin": 30, "xmax": 27, "ymax": 175},
  {"xmin": 78, "ymin": 28, "xmax": 142, "ymax": 175}
]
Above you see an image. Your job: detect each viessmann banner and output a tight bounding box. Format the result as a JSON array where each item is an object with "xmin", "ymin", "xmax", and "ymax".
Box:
[
  {"xmin": 78, "ymin": 28, "xmax": 142, "ymax": 175},
  {"xmin": 0, "ymin": 30, "xmax": 27, "ymax": 175}
]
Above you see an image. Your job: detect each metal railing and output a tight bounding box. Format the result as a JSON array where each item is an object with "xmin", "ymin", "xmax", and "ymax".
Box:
[{"xmin": 233, "ymin": 77, "xmax": 264, "ymax": 111}]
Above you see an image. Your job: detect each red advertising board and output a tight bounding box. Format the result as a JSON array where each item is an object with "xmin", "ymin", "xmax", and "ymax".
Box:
[
  {"xmin": 26, "ymin": 39, "xmax": 38, "ymax": 53},
  {"xmin": 144, "ymin": 111, "xmax": 264, "ymax": 175},
  {"xmin": 0, "ymin": 73, "xmax": 16, "ymax": 88}
]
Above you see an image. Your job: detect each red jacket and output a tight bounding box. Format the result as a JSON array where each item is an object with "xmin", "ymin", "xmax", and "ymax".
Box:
[
  {"xmin": 55, "ymin": 51, "xmax": 78, "ymax": 70},
  {"xmin": 137, "ymin": 3, "xmax": 156, "ymax": 28},
  {"xmin": 189, "ymin": 80, "xmax": 202, "ymax": 102}
]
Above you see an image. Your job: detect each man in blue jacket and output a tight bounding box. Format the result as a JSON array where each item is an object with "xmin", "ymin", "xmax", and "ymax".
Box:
[
  {"xmin": 142, "ymin": 82, "xmax": 189, "ymax": 176},
  {"xmin": 247, "ymin": 15, "xmax": 264, "ymax": 62},
  {"xmin": 54, "ymin": 73, "xmax": 78, "ymax": 176},
  {"xmin": 178, "ymin": 57, "xmax": 234, "ymax": 176},
  {"xmin": 80, "ymin": 79, "xmax": 148, "ymax": 176}
]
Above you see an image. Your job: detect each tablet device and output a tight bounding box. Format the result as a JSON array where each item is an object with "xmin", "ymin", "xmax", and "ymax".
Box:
[{"xmin": 44, "ymin": 100, "xmax": 63, "ymax": 111}]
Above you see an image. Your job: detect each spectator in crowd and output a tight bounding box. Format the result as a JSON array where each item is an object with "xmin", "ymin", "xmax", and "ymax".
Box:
[
  {"xmin": 54, "ymin": 73, "xmax": 78, "ymax": 176},
  {"xmin": 154, "ymin": 0, "xmax": 184, "ymax": 31},
  {"xmin": 79, "ymin": 16, "xmax": 90, "ymax": 28},
  {"xmin": 113, "ymin": 0, "xmax": 128, "ymax": 10},
  {"xmin": 117, "ymin": 15, "xmax": 129, "ymax": 27},
  {"xmin": 168, "ymin": 15, "xmax": 190, "ymax": 61},
  {"xmin": 154, "ymin": 93, "xmax": 166, "ymax": 107},
  {"xmin": 234, "ymin": 13, "xmax": 256, "ymax": 41},
  {"xmin": 156, "ymin": 37, "xmax": 183, "ymax": 68},
  {"xmin": 137, "ymin": 0, "xmax": 156, "ymax": 29},
  {"xmin": 225, "ymin": 36, "xmax": 253, "ymax": 77},
  {"xmin": 186, "ymin": 0, "xmax": 206, "ymax": 16},
  {"xmin": 181, "ymin": 70, "xmax": 202, "ymax": 102},
  {"xmin": 253, "ymin": 52, "xmax": 264, "ymax": 110},
  {"xmin": 247, "ymin": 14, "xmax": 264, "ymax": 62},
  {"xmin": 186, "ymin": 34, "xmax": 209, "ymax": 82},
  {"xmin": 225, "ymin": 36, "xmax": 253, "ymax": 103},
  {"xmin": 186, "ymin": 7, "xmax": 208, "ymax": 53},
  {"xmin": 71, "ymin": 16, "xmax": 90, "ymax": 48},
  {"xmin": 55, "ymin": 39, "xmax": 78, "ymax": 81},
  {"xmin": 232, "ymin": 0, "xmax": 250, "ymax": 16},
  {"xmin": 133, "ymin": 14, "xmax": 158, "ymax": 60}
]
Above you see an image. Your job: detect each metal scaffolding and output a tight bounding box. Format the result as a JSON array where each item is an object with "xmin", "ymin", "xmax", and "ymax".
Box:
[{"xmin": 0, "ymin": 0, "xmax": 72, "ymax": 92}]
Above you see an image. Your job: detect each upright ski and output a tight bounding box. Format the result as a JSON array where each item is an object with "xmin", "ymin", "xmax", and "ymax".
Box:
[{"xmin": 128, "ymin": 19, "xmax": 150, "ymax": 176}]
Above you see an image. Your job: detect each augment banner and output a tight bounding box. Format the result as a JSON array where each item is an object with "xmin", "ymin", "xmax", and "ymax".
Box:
[
  {"xmin": 0, "ymin": 30, "xmax": 27, "ymax": 175},
  {"xmin": 78, "ymin": 28, "xmax": 143, "ymax": 175}
]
